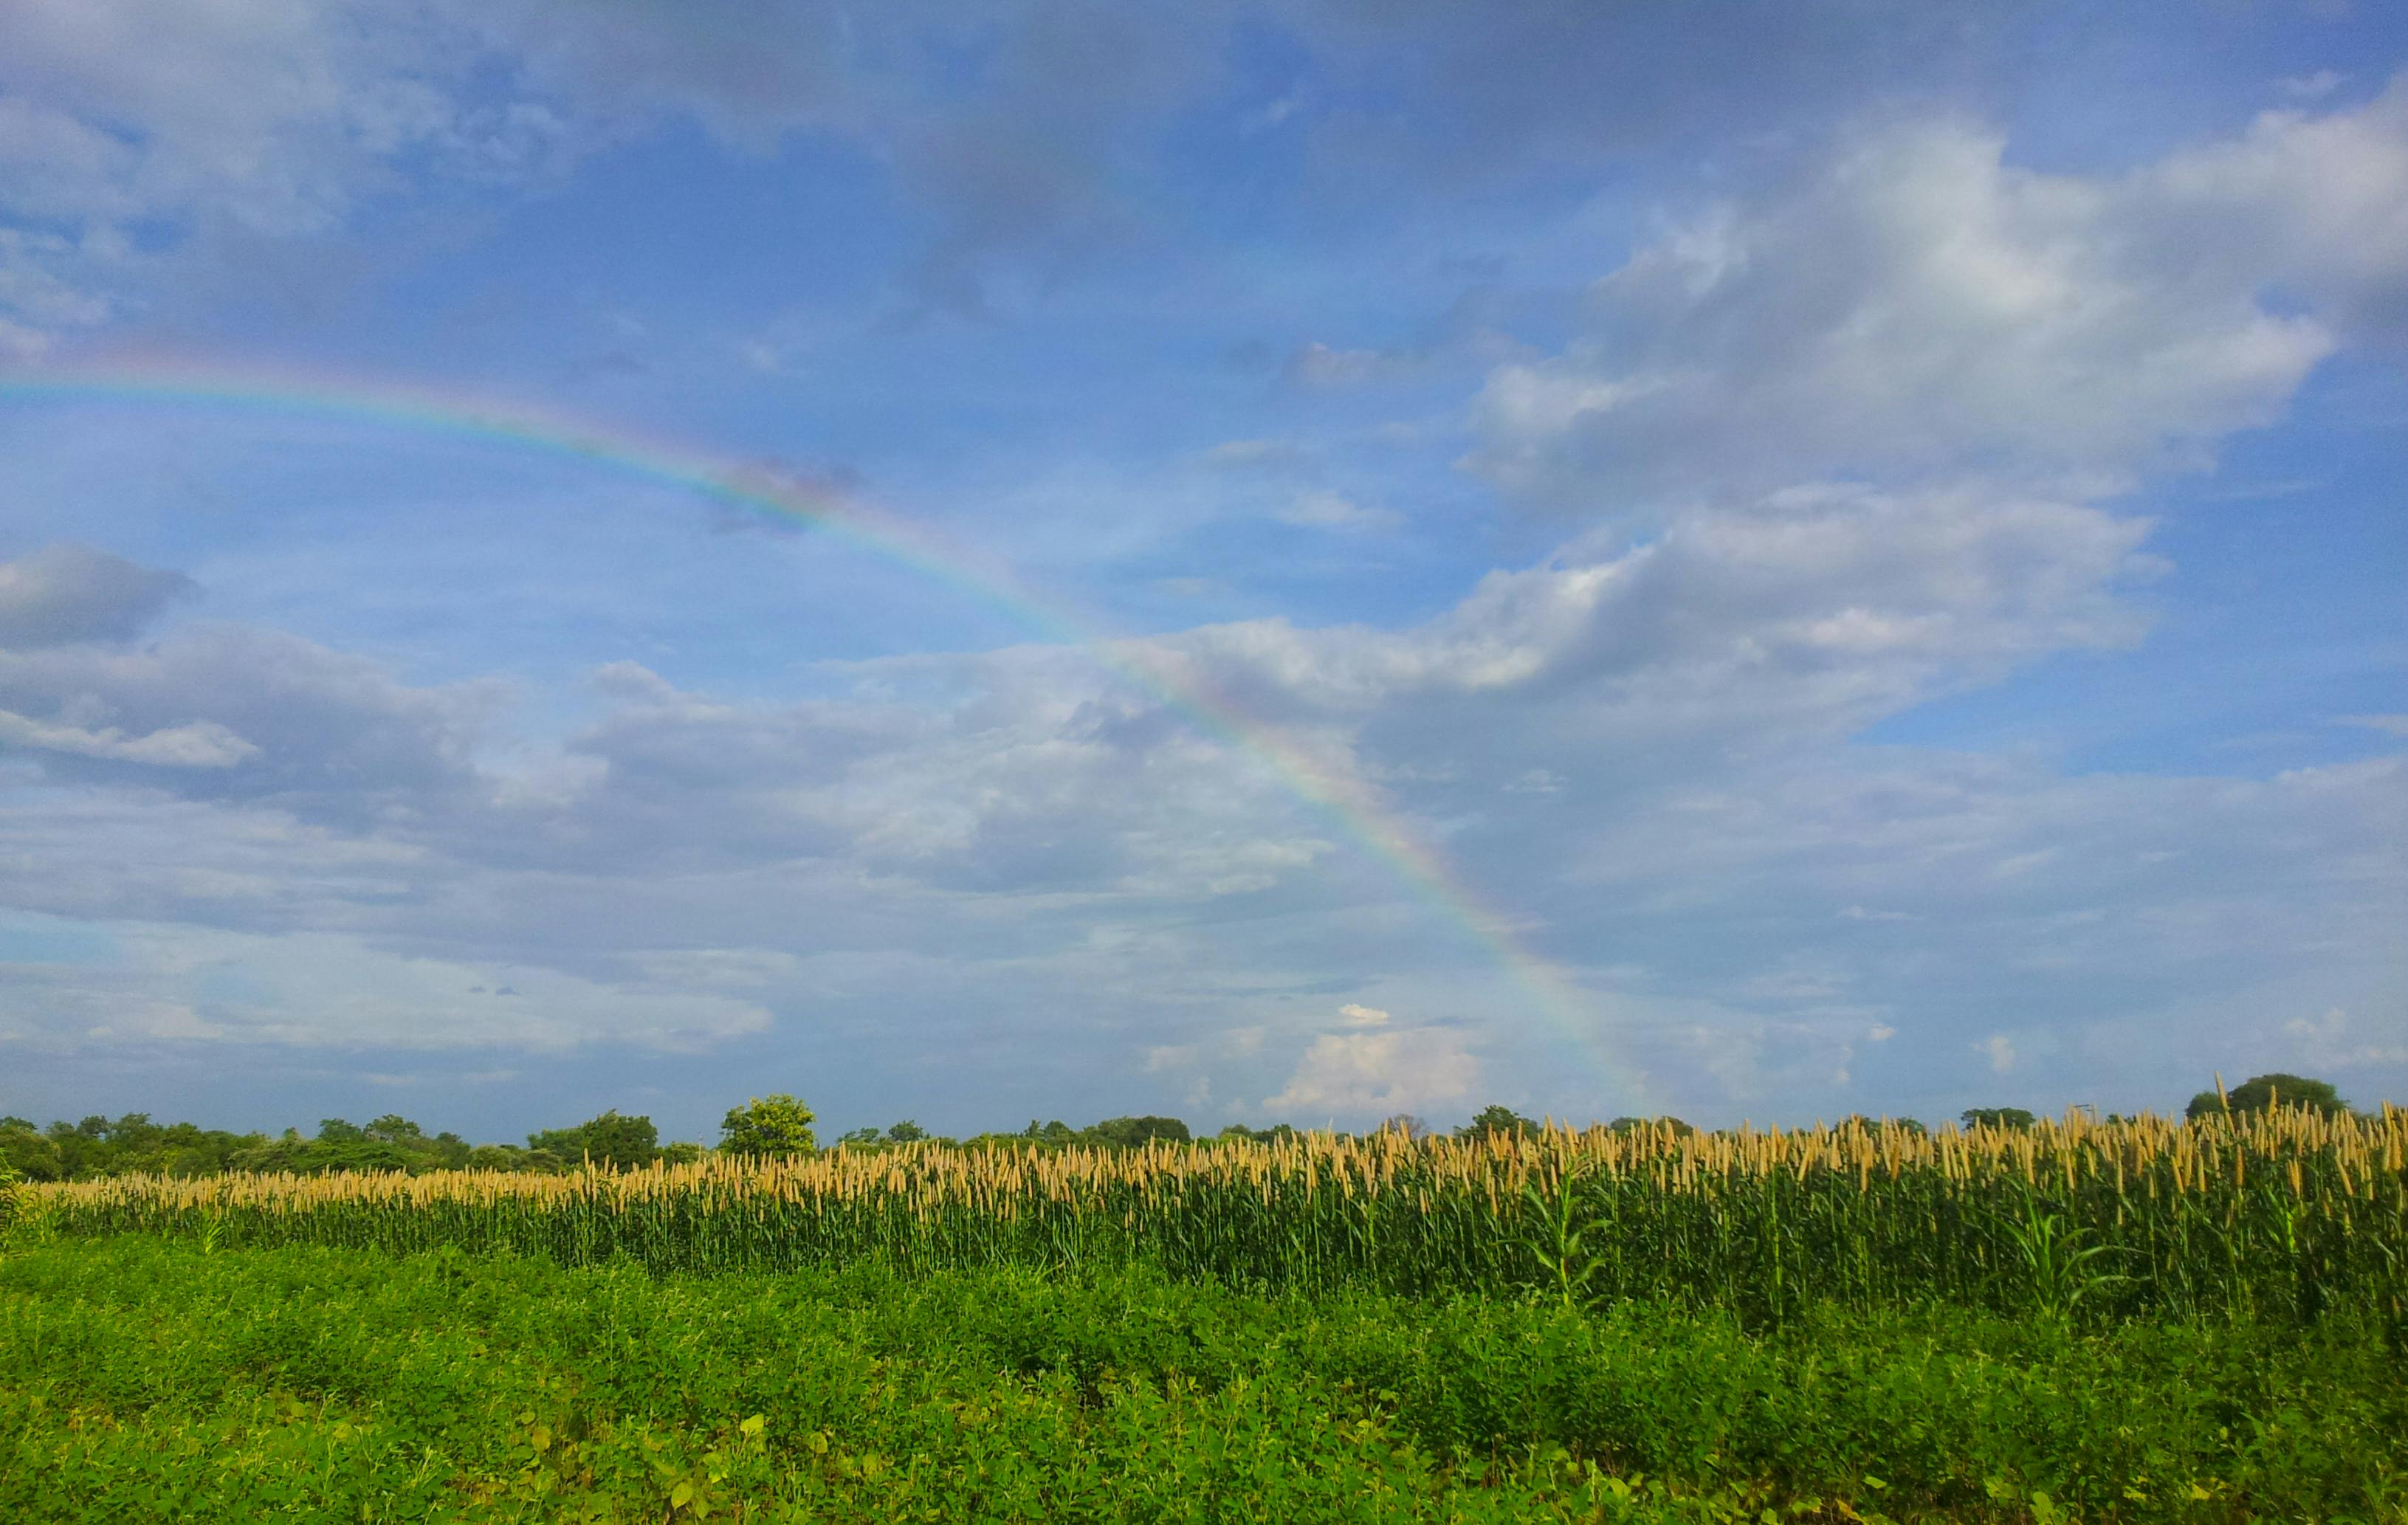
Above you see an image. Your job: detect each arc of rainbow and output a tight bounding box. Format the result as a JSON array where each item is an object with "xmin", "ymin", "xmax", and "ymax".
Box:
[{"xmin": 1, "ymin": 361, "xmax": 1646, "ymax": 1114}]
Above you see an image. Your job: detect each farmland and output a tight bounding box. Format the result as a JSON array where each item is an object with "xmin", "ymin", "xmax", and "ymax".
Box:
[{"xmin": 4, "ymin": 1109, "xmax": 2404, "ymax": 1521}]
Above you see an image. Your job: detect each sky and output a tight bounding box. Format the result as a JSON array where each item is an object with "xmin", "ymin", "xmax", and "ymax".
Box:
[{"xmin": 0, "ymin": 1, "xmax": 2402, "ymax": 1144}]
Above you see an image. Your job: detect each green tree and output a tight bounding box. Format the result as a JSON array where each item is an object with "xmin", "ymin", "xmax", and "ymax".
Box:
[
  {"xmin": 1836, "ymin": 1115, "xmax": 1927, "ymax": 1135},
  {"xmin": 2186, "ymin": 1073, "xmax": 2347, "ymax": 1120},
  {"xmin": 1961, "ymin": 1107, "xmax": 2037, "ymax": 1131},
  {"xmin": 529, "ymin": 1111, "xmax": 659, "ymax": 1170},
  {"xmin": 1215, "ymin": 1122, "xmax": 1296, "ymax": 1144},
  {"xmin": 1081, "ymin": 1115, "xmax": 1188, "ymax": 1149},
  {"xmin": 835, "ymin": 1126, "xmax": 884, "ymax": 1148},
  {"xmin": 718, "ymin": 1094, "xmax": 818, "ymax": 1157},
  {"xmin": 0, "ymin": 1119, "xmax": 63, "ymax": 1182},
  {"xmin": 1458, "ymin": 1104, "xmax": 1537, "ymax": 1140},
  {"xmin": 883, "ymin": 1120, "xmax": 928, "ymax": 1144}
]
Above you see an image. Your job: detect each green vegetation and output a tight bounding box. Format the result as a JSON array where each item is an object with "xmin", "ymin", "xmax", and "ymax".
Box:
[
  {"xmin": 5, "ymin": 1084, "xmax": 2399, "ymax": 1519},
  {"xmin": 3, "ymin": 1236, "xmax": 2401, "ymax": 1523},
  {"xmin": 27, "ymin": 1108, "xmax": 2405, "ymax": 1328},
  {"xmin": 0, "ymin": 1112, "xmax": 484, "ymax": 1181},
  {"xmin": 2186, "ymin": 1073, "xmax": 2351, "ymax": 1120},
  {"xmin": 719, "ymin": 1096, "xmax": 819, "ymax": 1159},
  {"xmin": 1962, "ymin": 1108, "xmax": 2039, "ymax": 1131}
]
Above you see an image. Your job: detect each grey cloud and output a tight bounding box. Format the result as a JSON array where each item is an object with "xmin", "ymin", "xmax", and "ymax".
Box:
[
  {"xmin": 0, "ymin": 621, "xmax": 503, "ymax": 825},
  {"xmin": 0, "ymin": 543, "xmax": 193, "ymax": 647},
  {"xmin": 453, "ymin": 0, "xmax": 1227, "ymax": 319},
  {"xmin": 1279, "ymin": 1, "xmax": 2008, "ymax": 193}
]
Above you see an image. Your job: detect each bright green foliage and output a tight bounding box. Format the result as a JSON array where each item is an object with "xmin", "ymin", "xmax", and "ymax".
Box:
[
  {"xmin": 3, "ymin": 1236, "xmax": 2403, "ymax": 1522},
  {"xmin": 718, "ymin": 1095, "xmax": 819, "ymax": 1157},
  {"xmin": 2188, "ymin": 1073, "xmax": 2350, "ymax": 1120}
]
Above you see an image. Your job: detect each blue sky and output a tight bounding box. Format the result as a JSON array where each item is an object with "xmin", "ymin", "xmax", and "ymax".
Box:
[{"xmin": 0, "ymin": 1, "xmax": 2401, "ymax": 1143}]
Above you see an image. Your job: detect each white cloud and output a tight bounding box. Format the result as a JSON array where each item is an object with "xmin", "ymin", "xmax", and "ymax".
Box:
[
  {"xmin": 0, "ymin": 0, "xmax": 588, "ymax": 344},
  {"xmin": 1140, "ymin": 480, "xmax": 2151, "ymax": 759},
  {"xmin": 1978, "ymin": 1033, "xmax": 2017, "ymax": 1075},
  {"xmin": 1338, "ymin": 1002, "xmax": 1390, "ymax": 1026},
  {"xmin": 1279, "ymin": 489, "xmax": 1398, "ymax": 532},
  {"xmin": 0, "ymin": 708, "xmax": 255, "ymax": 767},
  {"xmin": 1468, "ymin": 81, "xmax": 2408, "ymax": 506},
  {"xmin": 1264, "ymin": 1019, "xmax": 1482, "ymax": 1120},
  {"xmin": 2284, "ymin": 1009, "xmax": 2408, "ymax": 1070}
]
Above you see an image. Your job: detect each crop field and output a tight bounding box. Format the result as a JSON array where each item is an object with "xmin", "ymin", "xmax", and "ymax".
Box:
[{"xmin": 5, "ymin": 1109, "xmax": 2404, "ymax": 1521}]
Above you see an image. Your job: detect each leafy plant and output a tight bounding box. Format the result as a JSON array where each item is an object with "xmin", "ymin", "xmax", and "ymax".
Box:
[
  {"xmin": 1521, "ymin": 1161, "xmax": 1609, "ymax": 1312},
  {"xmin": 2001, "ymin": 1195, "xmax": 2127, "ymax": 1319}
]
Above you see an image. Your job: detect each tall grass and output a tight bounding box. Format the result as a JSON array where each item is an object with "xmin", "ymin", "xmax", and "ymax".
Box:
[{"xmin": 24, "ymin": 1106, "xmax": 2404, "ymax": 1324}]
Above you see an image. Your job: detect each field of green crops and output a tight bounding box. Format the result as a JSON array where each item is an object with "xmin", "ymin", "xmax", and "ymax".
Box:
[
  {"xmin": 4, "ymin": 1110, "xmax": 2404, "ymax": 1521},
  {"xmin": 4, "ymin": 1236, "xmax": 2404, "ymax": 1524}
]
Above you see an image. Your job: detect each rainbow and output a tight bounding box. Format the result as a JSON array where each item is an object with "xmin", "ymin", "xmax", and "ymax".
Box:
[{"xmin": 1, "ymin": 359, "xmax": 1645, "ymax": 1112}]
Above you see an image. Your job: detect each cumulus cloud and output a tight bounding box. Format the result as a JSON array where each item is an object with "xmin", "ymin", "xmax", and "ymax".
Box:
[
  {"xmin": 1468, "ymin": 81, "xmax": 2408, "ymax": 506},
  {"xmin": 1264, "ymin": 1005, "xmax": 1482, "ymax": 1119},
  {"xmin": 1138, "ymin": 481, "xmax": 2152, "ymax": 769}
]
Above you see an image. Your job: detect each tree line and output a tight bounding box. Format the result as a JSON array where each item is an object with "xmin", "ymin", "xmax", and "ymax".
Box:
[{"xmin": 0, "ymin": 1071, "xmax": 2364, "ymax": 1183}]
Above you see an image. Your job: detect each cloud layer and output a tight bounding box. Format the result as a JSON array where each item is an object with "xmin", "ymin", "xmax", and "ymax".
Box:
[{"xmin": 1, "ymin": 10, "xmax": 2401, "ymax": 1136}]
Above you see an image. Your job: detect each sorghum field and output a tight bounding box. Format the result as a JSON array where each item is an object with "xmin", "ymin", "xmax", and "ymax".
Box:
[{"xmin": 4, "ymin": 1109, "xmax": 2403, "ymax": 1521}]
